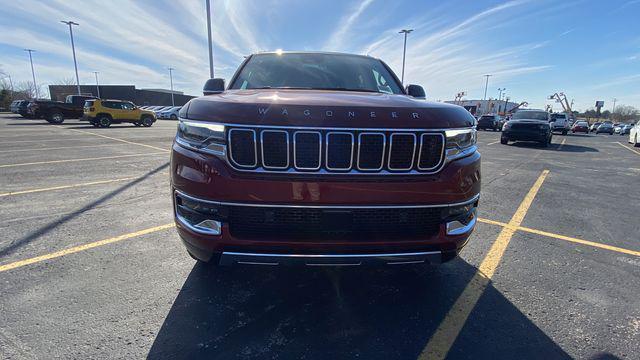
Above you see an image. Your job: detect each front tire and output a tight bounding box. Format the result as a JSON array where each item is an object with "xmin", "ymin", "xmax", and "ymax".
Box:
[
  {"xmin": 48, "ymin": 112, "xmax": 64, "ymax": 124},
  {"xmin": 97, "ymin": 115, "xmax": 112, "ymax": 128},
  {"xmin": 141, "ymin": 116, "xmax": 154, "ymax": 127},
  {"xmin": 170, "ymin": 114, "xmax": 178, "ymax": 120},
  {"xmin": 634, "ymin": 135, "xmax": 639, "ymax": 148},
  {"xmin": 500, "ymin": 137, "xmax": 508, "ymax": 145}
]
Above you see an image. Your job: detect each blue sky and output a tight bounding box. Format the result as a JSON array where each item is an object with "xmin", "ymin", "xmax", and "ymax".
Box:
[{"xmin": 0, "ymin": 0, "xmax": 638, "ymax": 111}]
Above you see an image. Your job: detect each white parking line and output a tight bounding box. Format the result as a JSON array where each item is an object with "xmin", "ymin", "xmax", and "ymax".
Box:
[
  {"xmin": 486, "ymin": 140, "xmax": 500, "ymax": 146},
  {"xmin": 616, "ymin": 142, "xmax": 640, "ymax": 156}
]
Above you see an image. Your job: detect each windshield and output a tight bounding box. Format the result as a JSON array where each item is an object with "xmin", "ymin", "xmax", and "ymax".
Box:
[
  {"xmin": 512, "ymin": 111, "xmax": 549, "ymax": 120},
  {"xmin": 230, "ymin": 53, "xmax": 403, "ymax": 94}
]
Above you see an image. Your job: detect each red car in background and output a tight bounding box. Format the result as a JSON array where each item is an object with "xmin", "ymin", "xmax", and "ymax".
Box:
[{"xmin": 571, "ymin": 120, "xmax": 589, "ymax": 134}]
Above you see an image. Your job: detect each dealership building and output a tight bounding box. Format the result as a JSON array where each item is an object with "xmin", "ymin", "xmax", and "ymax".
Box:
[
  {"xmin": 445, "ymin": 99, "xmax": 521, "ymax": 115},
  {"xmin": 48, "ymin": 85, "xmax": 195, "ymax": 106}
]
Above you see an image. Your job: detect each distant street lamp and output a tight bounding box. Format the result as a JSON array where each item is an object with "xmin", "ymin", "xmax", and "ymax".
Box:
[
  {"xmin": 24, "ymin": 49, "xmax": 38, "ymax": 98},
  {"xmin": 205, "ymin": 0, "xmax": 214, "ymax": 78},
  {"xmin": 398, "ymin": 29, "xmax": 413, "ymax": 85},
  {"xmin": 93, "ymin": 71, "xmax": 100, "ymax": 98},
  {"xmin": 61, "ymin": 20, "xmax": 81, "ymax": 95},
  {"xmin": 482, "ymin": 74, "xmax": 492, "ymax": 100},
  {"xmin": 497, "ymin": 87, "xmax": 505, "ymax": 101},
  {"xmin": 168, "ymin": 67, "xmax": 175, "ymax": 106}
]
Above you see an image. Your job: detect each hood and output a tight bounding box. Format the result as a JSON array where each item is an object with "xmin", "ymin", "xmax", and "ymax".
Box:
[{"xmin": 184, "ymin": 89, "xmax": 475, "ymax": 129}]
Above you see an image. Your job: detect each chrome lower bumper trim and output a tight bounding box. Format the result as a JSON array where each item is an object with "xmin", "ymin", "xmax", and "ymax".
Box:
[
  {"xmin": 219, "ymin": 251, "xmax": 442, "ymax": 266},
  {"xmin": 445, "ymin": 208, "xmax": 478, "ymax": 236}
]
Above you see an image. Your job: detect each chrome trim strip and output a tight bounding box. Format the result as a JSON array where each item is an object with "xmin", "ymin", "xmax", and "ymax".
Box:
[
  {"xmin": 179, "ymin": 118, "xmax": 472, "ymax": 132},
  {"xmin": 357, "ymin": 132, "xmax": 386, "ymax": 171},
  {"xmin": 293, "ymin": 131, "xmax": 322, "ymax": 170},
  {"xmin": 388, "ymin": 133, "xmax": 417, "ymax": 171},
  {"xmin": 417, "ymin": 133, "xmax": 446, "ymax": 171},
  {"xmin": 260, "ymin": 129, "xmax": 289, "ymax": 169},
  {"xmin": 219, "ymin": 250, "xmax": 442, "ymax": 266},
  {"xmin": 228, "ymin": 128, "xmax": 257, "ymax": 168},
  {"xmin": 325, "ymin": 131, "xmax": 354, "ymax": 171},
  {"xmin": 174, "ymin": 189, "xmax": 479, "ymax": 209}
]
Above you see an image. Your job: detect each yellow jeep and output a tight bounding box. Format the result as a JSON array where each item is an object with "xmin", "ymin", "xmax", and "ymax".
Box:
[{"xmin": 82, "ymin": 99, "xmax": 156, "ymax": 128}]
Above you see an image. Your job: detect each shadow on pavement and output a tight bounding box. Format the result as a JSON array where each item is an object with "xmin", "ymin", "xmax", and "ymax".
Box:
[
  {"xmin": 507, "ymin": 141, "xmax": 598, "ymax": 152},
  {"xmin": 148, "ymin": 260, "xmax": 569, "ymax": 359},
  {"xmin": 0, "ymin": 162, "xmax": 169, "ymax": 259}
]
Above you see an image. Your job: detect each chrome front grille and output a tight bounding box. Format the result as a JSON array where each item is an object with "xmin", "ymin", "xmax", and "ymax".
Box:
[{"xmin": 227, "ymin": 127, "xmax": 445, "ymax": 174}]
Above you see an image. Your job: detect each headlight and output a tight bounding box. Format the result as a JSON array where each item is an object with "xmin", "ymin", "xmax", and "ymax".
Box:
[
  {"xmin": 445, "ymin": 128, "xmax": 476, "ymax": 150},
  {"xmin": 176, "ymin": 118, "xmax": 226, "ymax": 153}
]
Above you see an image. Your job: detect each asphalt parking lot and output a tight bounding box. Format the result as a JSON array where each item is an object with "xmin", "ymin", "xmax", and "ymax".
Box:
[{"xmin": 0, "ymin": 114, "xmax": 639, "ymax": 359}]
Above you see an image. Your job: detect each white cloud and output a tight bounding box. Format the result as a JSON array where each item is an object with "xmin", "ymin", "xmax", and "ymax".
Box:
[{"xmin": 324, "ymin": 0, "xmax": 375, "ymax": 51}]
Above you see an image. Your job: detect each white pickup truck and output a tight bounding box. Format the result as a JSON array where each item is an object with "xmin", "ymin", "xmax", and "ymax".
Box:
[{"xmin": 550, "ymin": 113, "xmax": 570, "ymax": 135}]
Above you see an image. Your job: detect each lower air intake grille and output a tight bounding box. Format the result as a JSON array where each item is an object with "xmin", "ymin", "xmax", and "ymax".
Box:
[{"xmin": 228, "ymin": 206, "xmax": 441, "ymax": 240}]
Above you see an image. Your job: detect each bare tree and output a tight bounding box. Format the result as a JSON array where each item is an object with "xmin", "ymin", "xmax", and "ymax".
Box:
[
  {"xmin": 55, "ymin": 77, "xmax": 77, "ymax": 86},
  {"xmin": 612, "ymin": 105, "xmax": 638, "ymax": 122}
]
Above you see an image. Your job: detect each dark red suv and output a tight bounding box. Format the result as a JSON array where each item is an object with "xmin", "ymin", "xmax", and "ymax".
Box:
[{"xmin": 171, "ymin": 52, "xmax": 480, "ymax": 267}]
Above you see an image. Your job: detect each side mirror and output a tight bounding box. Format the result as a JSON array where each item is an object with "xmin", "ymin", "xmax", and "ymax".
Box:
[
  {"xmin": 203, "ymin": 78, "xmax": 225, "ymax": 95},
  {"xmin": 406, "ymin": 84, "xmax": 426, "ymax": 99}
]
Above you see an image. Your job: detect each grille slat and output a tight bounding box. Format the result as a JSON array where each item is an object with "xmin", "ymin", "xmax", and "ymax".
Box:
[
  {"xmin": 228, "ymin": 129, "xmax": 257, "ymax": 167},
  {"xmin": 326, "ymin": 132, "xmax": 354, "ymax": 170},
  {"xmin": 261, "ymin": 130, "xmax": 289, "ymax": 169},
  {"xmin": 227, "ymin": 127, "xmax": 446, "ymax": 174},
  {"xmin": 418, "ymin": 134, "xmax": 444, "ymax": 170},
  {"xmin": 388, "ymin": 133, "xmax": 416, "ymax": 170},
  {"xmin": 294, "ymin": 131, "xmax": 321, "ymax": 170}
]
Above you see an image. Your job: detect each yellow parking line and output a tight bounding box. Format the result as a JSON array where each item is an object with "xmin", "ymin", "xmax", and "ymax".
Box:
[
  {"xmin": 517, "ymin": 226, "xmax": 640, "ymax": 257},
  {"xmin": 0, "ymin": 143, "xmax": 122, "ymax": 153},
  {"xmin": 0, "ymin": 224, "xmax": 176, "ymax": 273},
  {"xmin": 616, "ymin": 142, "xmax": 640, "ymax": 155},
  {"xmin": 558, "ymin": 138, "xmax": 566, "ymax": 150},
  {"xmin": 478, "ymin": 217, "xmax": 640, "ymax": 257},
  {"xmin": 0, "ymin": 152, "xmax": 167, "ymax": 168},
  {"xmin": 0, "ymin": 177, "xmax": 139, "ymax": 197},
  {"xmin": 420, "ymin": 170, "xmax": 549, "ymax": 360},
  {"xmin": 67, "ymin": 128, "xmax": 170, "ymax": 152}
]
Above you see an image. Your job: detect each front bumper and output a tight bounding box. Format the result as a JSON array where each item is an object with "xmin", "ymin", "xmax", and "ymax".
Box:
[
  {"xmin": 502, "ymin": 129, "xmax": 549, "ymax": 142},
  {"xmin": 171, "ymin": 142, "xmax": 481, "ymax": 265}
]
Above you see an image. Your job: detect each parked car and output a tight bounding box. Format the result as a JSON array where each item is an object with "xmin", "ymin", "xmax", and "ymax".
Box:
[
  {"xmin": 589, "ymin": 122, "xmax": 602, "ymax": 133},
  {"xmin": 620, "ymin": 124, "xmax": 634, "ymax": 135},
  {"xmin": 82, "ymin": 99, "xmax": 156, "ymax": 127},
  {"xmin": 476, "ymin": 114, "xmax": 504, "ymax": 131},
  {"xmin": 153, "ymin": 106, "xmax": 172, "ymax": 116},
  {"xmin": 629, "ymin": 120, "xmax": 640, "ymax": 147},
  {"xmin": 158, "ymin": 106, "xmax": 182, "ymax": 120},
  {"xmin": 571, "ymin": 120, "xmax": 589, "ymax": 134},
  {"xmin": 27, "ymin": 95, "xmax": 97, "ymax": 124},
  {"xmin": 596, "ymin": 122, "xmax": 614, "ymax": 135},
  {"xmin": 501, "ymin": 109, "xmax": 552, "ymax": 146},
  {"xmin": 10, "ymin": 100, "xmax": 30, "ymax": 116},
  {"xmin": 172, "ymin": 51, "xmax": 480, "ymax": 266},
  {"xmin": 549, "ymin": 113, "xmax": 570, "ymax": 135}
]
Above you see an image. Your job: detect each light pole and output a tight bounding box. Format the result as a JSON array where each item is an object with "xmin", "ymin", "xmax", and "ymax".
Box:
[
  {"xmin": 497, "ymin": 87, "xmax": 505, "ymax": 101},
  {"xmin": 93, "ymin": 71, "xmax": 100, "ymax": 98},
  {"xmin": 399, "ymin": 29, "xmax": 413, "ymax": 85},
  {"xmin": 205, "ymin": 0, "xmax": 214, "ymax": 78},
  {"xmin": 61, "ymin": 20, "xmax": 81, "ymax": 95},
  {"xmin": 482, "ymin": 74, "xmax": 492, "ymax": 100},
  {"xmin": 168, "ymin": 67, "xmax": 175, "ymax": 106},
  {"xmin": 24, "ymin": 49, "xmax": 38, "ymax": 99}
]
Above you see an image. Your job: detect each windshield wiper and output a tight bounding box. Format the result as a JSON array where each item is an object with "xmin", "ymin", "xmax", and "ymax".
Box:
[{"xmin": 313, "ymin": 87, "xmax": 382, "ymax": 93}]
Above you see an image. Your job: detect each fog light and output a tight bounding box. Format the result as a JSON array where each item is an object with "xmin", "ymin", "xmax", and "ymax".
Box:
[
  {"xmin": 446, "ymin": 208, "xmax": 477, "ymax": 235},
  {"xmin": 194, "ymin": 219, "xmax": 222, "ymax": 235}
]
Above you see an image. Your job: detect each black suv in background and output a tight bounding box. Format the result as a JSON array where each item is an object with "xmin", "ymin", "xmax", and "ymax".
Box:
[
  {"xmin": 501, "ymin": 109, "xmax": 552, "ymax": 147},
  {"xmin": 27, "ymin": 95, "xmax": 97, "ymax": 124},
  {"xmin": 477, "ymin": 114, "xmax": 504, "ymax": 131}
]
